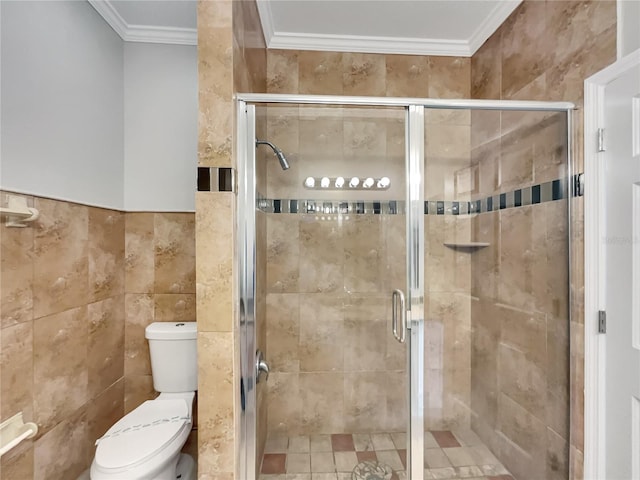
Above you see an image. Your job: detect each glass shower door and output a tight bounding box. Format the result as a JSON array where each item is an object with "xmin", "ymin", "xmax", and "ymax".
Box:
[{"xmin": 238, "ymin": 100, "xmax": 426, "ymax": 480}]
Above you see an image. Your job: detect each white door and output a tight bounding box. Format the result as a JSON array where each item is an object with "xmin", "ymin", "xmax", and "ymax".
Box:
[{"xmin": 603, "ymin": 60, "xmax": 640, "ymax": 479}]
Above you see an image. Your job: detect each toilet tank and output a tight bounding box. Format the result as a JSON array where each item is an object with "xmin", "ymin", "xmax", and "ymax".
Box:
[{"xmin": 145, "ymin": 322, "xmax": 197, "ymax": 393}]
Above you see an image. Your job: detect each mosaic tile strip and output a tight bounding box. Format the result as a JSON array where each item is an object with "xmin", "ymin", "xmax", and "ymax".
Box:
[{"xmin": 259, "ymin": 175, "xmax": 582, "ymax": 216}]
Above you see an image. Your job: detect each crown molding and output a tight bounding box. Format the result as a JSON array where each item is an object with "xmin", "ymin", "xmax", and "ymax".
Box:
[
  {"xmin": 467, "ymin": 0, "xmax": 521, "ymax": 54},
  {"xmin": 268, "ymin": 32, "xmax": 471, "ymax": 57},
  {"xmin": 89, "ymin": 0, "xmax": 197, "ymax": 46},
  {"xmin": 257, "ymin": 0, "xmax": 521, "ymax": 57}
]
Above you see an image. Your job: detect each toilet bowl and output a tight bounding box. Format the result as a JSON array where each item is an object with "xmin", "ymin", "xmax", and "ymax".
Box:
[
  {"xmin": 89, "ymin": 322, "xmax": 198, "ymax": 480},
  {"xmin": 90, "ymin": 393, "xmax": 195, "ymax": 480}
]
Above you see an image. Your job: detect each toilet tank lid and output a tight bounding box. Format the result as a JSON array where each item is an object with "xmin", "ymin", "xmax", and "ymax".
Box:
[{"xmin": 145, "ymin": 322, "xmax": 197, "ymax": 340}]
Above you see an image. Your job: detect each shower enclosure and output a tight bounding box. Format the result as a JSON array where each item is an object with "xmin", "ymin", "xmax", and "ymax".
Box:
[{"xmin": 237, "ymin": 95, "xmax": 574, "ymax": 480}]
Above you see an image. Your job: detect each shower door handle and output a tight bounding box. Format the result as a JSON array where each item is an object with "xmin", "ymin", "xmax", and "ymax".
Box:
[
  {"xmin": 256, "ymin": 350, "xmax": 269, "ymax": 383},
  {"xmin": 391, "ymin": 289, "xmax": 407, "ymax": 343}
]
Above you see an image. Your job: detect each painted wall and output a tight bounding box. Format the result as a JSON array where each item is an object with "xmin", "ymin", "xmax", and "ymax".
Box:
[
  {"xmin": 124, "ymin": 43, "xmax": 198, "ymax": 212},
  {"xmin": 619, "ymin": 0, "xmax": 640, "ymax": 58},
  {"xmin": 0, "ymin": 0, "xmax": 124, "ymax": 209}
]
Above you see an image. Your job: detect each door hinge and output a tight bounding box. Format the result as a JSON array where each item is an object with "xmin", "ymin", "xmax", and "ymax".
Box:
[
  {"xmin": 597, "ymin": 128, "xmax": 606, "ymax": 152},
  {"xmin": 598, "ymin": 310, "xmax": 607, "ymax": 334}
]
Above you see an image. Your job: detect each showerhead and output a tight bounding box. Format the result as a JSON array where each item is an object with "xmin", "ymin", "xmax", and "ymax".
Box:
[{"xmin": 256, "ymin": 139, "xmax": 290, "ymax": 170}]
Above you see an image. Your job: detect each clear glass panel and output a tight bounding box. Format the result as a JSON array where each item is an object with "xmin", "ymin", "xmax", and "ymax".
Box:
[
  {"xmin": 253, "ymin": 103, "xmax": 411, "ymax": 479},
  {"xmin": 422, "ymin": 107, "xmax": 570, "ymax": 479}
]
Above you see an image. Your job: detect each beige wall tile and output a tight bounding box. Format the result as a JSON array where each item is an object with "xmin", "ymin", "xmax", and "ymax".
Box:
[
  {"xmin": 88, "ymin": 208, "xmax": 125, "ymax": 302},
  {"xmin": 298, "ymin": 51, "xmax": 344, "ymax": 95},
  {"xmin": 33, "ymin": 306, "xmax": 88, "ymax": 435},
  {"xmin": 196, "ymin": 192, "xmax": 233, "ymax": 332},
  {"xmin": 0, "ymin": 444, "xmax": 33, "ymax": 479},
  {"xmin": 32, "ymin": 198, "xmax": 89, "ymax": 319},
  {"xmin": 1, "ymin": 321, "xmax": 34, "ymax": 422},
  {"xmin": 385, "ymin": 55, "xmax": 429, "ymax": 98},
  {"xmin": 154, "ymin": 213, "xmax": 196, "ymax": 294},
  {"xmin": 267, "ymin": 50, "xmax": 299, "ymax": 94},
  {"xmin": 154, "ymin": 293, "xmax": 197, "ymax": 322},
  {"xmin": 342, "ymin": 53, "xmax": 386, "ymax": 96},
  {"xmin": 198, "ymin": 332, "xmax": 235, "ymax": 475},
  {"xmin": 124, "ymin": 374, "xmax": 156, "ymax": 414},
  {"xmin": 266, "ymin": 293, "xmax": 300, "ymax": 372},
  {"xmin": 125, "ymin": 212, "xmax": 155, "ymax": 293},
  {"xmin": 124, "ymin": 293, "xmax": 154, "ymax": 376},
  {"xmin": 88, "ymin": 296, "xmax": 125, "ymax": 400},
  {"xmin": 0, "ymin": 194, "xmax": 34, "ymax": 328},
  {"xmin": 87, "ymin": 378, "xmax": 124, "ymax": 443},
  {"xmin": 33, "ymin": 408, "xmax": 89, "ymax": 480}
]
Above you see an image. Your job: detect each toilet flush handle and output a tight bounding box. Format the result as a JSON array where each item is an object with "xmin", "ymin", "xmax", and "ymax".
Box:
[{"xmin": 256, "ymin": 350, "xmax": 269, "ymax": 383}]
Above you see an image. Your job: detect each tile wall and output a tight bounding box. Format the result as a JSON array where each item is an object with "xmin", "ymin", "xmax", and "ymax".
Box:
[
  {"xmin": 0, "ymin": 191, "xmax": 195, "ymax": 479},
  {"xmin": 470, "ymin": 1, "xmax": 617, "ymax": 478},
  {"xmin": 196, "ymin": 0, "xmax": 267, "ymax": 478}
]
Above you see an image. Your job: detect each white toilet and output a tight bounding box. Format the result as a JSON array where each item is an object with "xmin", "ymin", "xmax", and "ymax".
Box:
[{"xmin": 90, "ymin": 322, "xmax": 197, "ymax": 480}]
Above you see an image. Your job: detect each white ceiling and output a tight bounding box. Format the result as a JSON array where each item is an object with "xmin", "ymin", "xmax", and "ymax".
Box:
[{"xmin": 90, "ymin": 0, "xmax": 520, "ymax": 56}]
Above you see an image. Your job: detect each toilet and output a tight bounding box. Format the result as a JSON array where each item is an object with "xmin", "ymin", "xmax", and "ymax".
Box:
[{"xmin": 90, "ymin": 322, "xmax": 197, "ymax": 480}]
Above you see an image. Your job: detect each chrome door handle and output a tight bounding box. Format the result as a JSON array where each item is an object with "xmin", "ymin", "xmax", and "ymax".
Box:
[
  {"xmin": 391, "ymin": 289, "xmax": 407, "ymax": 343},
  {"xmin": 256, "ymin": 349, "xmax": 269, "ymax": 383}
]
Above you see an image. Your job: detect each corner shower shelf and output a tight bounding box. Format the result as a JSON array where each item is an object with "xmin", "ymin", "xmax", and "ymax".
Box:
[{"xmin": 444, "ymin": 242, "xmax": 490, "ymax": 249}]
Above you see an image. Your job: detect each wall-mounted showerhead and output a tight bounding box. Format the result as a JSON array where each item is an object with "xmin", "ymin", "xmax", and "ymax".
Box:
[{"xmin": 256, "ymin": 139, "xmax": 290, "ymax": 170}]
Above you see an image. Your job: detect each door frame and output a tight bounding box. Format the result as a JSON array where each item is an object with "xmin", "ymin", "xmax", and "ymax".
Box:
[{"xmin": 583, "ymin": 47, "xmax": 640, "ymax": 479}]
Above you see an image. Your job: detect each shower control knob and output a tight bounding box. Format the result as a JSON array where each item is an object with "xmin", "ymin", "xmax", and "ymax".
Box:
[{"xmin": 256, "ymin": 350, "xmax": 270, "ymax": 383}]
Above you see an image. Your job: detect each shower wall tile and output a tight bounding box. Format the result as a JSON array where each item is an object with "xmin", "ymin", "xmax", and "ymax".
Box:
[
  {"xmin": 470, "ymin": 1, "xmax": 616, "ymax": 474},
  {"xmin": 266, "ymin": 215, "xmax": 300, "ymax": 293},
  {"xmin": 342, "ymin": 53, "xmax": 386, "ymax": 96},
  {"xmin": 385, "ymin": 55, "xmax": 430, "ymax": 98},
  {"xmin": 267, "ymin": 50, "xmax": 298, "ymax": 94},
  {"xmin": 298, "ymin": 51, "xmax": 344, "ymax": 95}
]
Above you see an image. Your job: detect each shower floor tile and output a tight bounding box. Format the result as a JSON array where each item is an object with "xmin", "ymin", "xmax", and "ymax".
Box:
[{"xmin": 258, "ymin": 430, "xmax": 514, "ymax": 480}]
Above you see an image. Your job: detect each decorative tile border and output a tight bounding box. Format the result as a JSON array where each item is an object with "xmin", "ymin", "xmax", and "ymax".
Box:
[{"xmin": 259, "ymin": 175, "xmax": 583, "ymax": 216}]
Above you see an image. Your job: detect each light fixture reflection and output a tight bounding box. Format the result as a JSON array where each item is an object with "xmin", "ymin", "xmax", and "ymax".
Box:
[
  {"xmin": 363, "ymin": 177, "xmax": 374, "ymax": 188},
  {"xmin": 304, "ymin": 177, "xmax": 315, "ymax": 188},
  {"xmin": 377, "ymin": 177, "xmax": 390, "ymax": 188},
  {"xmin": 349, "ymin": 177, "xmax": 360, "ymax": 188},
  {"xmin": 335, "ymin": 176, "xmax": 345, "ymax": 188},
  {"xmin": 320, "ymin": 177, "xmax": 330, "ymax": 188}
]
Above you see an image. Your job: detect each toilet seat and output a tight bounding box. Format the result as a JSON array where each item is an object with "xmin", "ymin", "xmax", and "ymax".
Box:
[{"xmin": 94, "ymin": 399, "xmax": 191, "ymax": 471}]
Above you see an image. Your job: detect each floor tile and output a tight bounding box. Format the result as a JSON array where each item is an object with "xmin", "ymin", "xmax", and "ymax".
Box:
[
  {"xmin": 429, "ymin": 466, "xmax": 457, "ymax": 479},
  {"xmin": 481, "ymin": 464, "xmax": 510, "ymax": 475},
  {"xmin": 371, "ymin": 433, "xmax": 395, "ymax": 450},
  {"xmin": 432, "ymin": 431, "xmax": 461, "ymax": 448},
  {"xmin": 397, "ymin": 449, "xmax": 407, "ymax": 469},
  {"xmin": 334, "ymin": 451, "xmax": 358, "ymax": 472},
  {"xmin": 443, "ymin": 446, "xmax": 475, "ymax": 467},
  {"xmin": 424, "ymin": 431, "xmax": 440, "ymax": 449},
  {"xmin": 457, "ymin": 465, "xmax": 484, "ymax": 477},
  {"xmin": 265, "ymin": 435, "xmax": 289, "ymax": 453},
  {"xmin": 289, "ymin": 435, "xmax": 311, "ymax": 453},
  {"xmin": 470, "ymin": 445, "xmax": 500, "ymax": 465},
  {"xmin": 286, "ymin": 475, "xmax": 312, "ymax": 480},
  {"xmin": 310, "ymin": 452, "xmax": 335, "ymax": 473},
  {"xmin": 352, "ymin": 433, "xmax": 373, "ymax": 452},
  {"xmin": 262, "ymin": 454, "xmax": 287, "ymax": 474},
  {"xmin": 336, "ymin": 474, "xmax": 351, "ymax": 480},
  {"xmin": 287, "ymin": 453, "xmax": 311, "ymax": 473},
  {"xmin": 331, "ymin": 434, "xmax": 355, "ymax": 452},
  {"xmin": 452, "ymin": 429, "xmax": 483, "ymax": 446},
  {"xmin": 356, "ymin": 451, "xmax": 377, "ymax": 463},
  {"xmin": 311, "ymin": 474, "xmax": 338, "ymax": 480},
  {"xmin": 310, "ymin": 435, "xmax": 333, "ymax": 452},
  {"xmin": 425, "ymin": 448, "xmax": 453, "ymax": 469},
  {"xmin": 391, "ymin": 432, "xmax": 407, "ymax": 450},
  {"xmin": 376, "ymin": 450, "xmax": 404, "ymax": 471}
]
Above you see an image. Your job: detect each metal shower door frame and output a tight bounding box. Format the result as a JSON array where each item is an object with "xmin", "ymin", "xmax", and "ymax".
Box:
[{"xmin": 235, "ymin": 94, "xmax": 575, "ymax": 480}]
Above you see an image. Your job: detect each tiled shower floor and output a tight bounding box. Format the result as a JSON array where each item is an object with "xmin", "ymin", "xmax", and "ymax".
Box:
[{"xmin": 259, "ymin": 430, "xmax": 514, "ymax": 480}]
